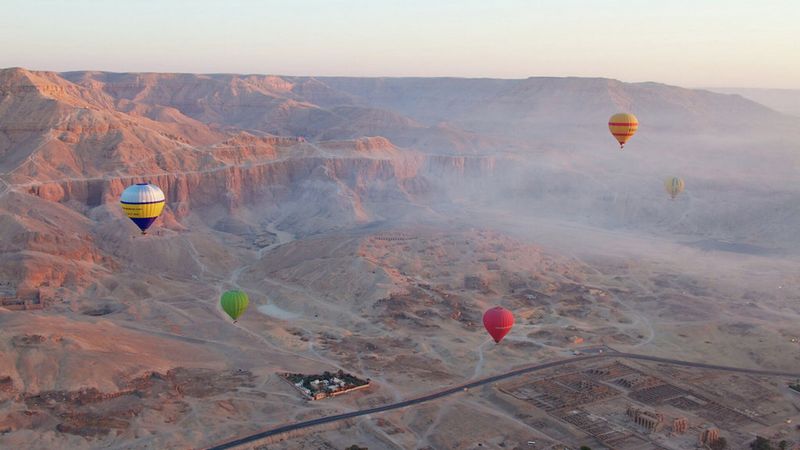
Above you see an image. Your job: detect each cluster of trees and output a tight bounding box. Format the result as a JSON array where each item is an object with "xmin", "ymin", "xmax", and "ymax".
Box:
[
  {"xmin": 750, "ymin": 436, "xmax": 792, "ymax": 450},
  {"xmin": 710, "ymin": 437, "xmax": 728, "ymax": 449},
  {"xmin": 285, "ymin": 370, "xmax": 369, "ymax": 390},
  {"xmin": 285, "ymin": 373, "xmax": 305, "ymax": 384},
  {"xmin": 335, "ymin": 370, "xmax": 370, "ymax": 387}
]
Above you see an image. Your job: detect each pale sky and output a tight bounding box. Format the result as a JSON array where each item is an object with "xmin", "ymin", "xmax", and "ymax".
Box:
[{"xmin": 1, "ymin": 0, "xmax": 798, "ymax": 88}]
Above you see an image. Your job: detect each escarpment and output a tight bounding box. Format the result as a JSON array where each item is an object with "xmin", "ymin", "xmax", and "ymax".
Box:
[{"xmin": 26, "ymin": 152, "xmax": 497, "ymax": 213}]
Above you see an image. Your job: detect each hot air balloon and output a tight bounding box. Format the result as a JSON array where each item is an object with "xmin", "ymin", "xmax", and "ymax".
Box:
[
  {"xmin": 120, "ymin": 182, "xmax": 165, "ymax": 235},
  {"xmin": 664, "ymin": 177, "xmax": 685, "ymax": 200},
  {"xmin": 483, "ymin": 306, "xmax": 514, "ymax": 343},
  {"xmin": 220, "ymin": 290, "xmax": 249, "ymax": 322},
  {"xmin": 608, "ymin": 113, "xmax": 638, "ymax": 149}
]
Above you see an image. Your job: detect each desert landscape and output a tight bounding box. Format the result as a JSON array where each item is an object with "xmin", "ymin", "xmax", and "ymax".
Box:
[{"xmin": 0, "ymin": 66, "xmax": 799, "ymax": 450}]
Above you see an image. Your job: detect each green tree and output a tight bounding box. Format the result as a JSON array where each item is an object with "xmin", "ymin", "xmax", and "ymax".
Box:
[
  {"xmin": 779, "ymin": 440, "xmax": 789, "ymax": 450},
  {"xmin": 750, "ymin": 436, "xmax": 773, "ymax": 450},
  {"xmin": 579, "ymin": 447, "xmax": 592, "ymax": 450},
  {"xmin": 710, "ymin": 437, "xmax": 728, "ymax": 450}
]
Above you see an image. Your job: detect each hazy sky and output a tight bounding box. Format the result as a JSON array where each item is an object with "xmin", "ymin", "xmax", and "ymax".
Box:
[{"xmin": 1, "ymin": 0, "xmax": 798, "ymax": 88}]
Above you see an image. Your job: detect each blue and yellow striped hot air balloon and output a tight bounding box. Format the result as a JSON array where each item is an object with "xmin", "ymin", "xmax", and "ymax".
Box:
[{"xmin": 120, "ymin": 182, "xmax": 165, "ymax": 235}]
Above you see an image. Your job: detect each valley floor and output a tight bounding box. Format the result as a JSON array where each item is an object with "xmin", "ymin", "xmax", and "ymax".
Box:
[{"xmin": 2, "ymin": 211, "xmax": 800, "ymax": 449}]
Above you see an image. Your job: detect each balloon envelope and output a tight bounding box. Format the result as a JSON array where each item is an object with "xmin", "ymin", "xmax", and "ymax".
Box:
[
  {"xmin": 483, "ymin": 306, "xmax": 514, "ymax": 343},
  {"xmin": 220, "ymin": 290, "xmax": 249, "ymax": 321},
  {"xmin": 120, "ymin": 183, "xmax": 165, "ymax": 234},
  {"xmin": 608, "ymin": 113, "xmax": 639, "ymax": 149},
  {"xmin": 664, "ymin": 177, "xmax": 685, "ymax": 200}
]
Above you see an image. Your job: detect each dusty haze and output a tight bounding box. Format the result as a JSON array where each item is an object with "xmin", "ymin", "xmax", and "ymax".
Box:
[{"xmin": 1, "ymin": 68, "xmax": 799, "ymax": 449}]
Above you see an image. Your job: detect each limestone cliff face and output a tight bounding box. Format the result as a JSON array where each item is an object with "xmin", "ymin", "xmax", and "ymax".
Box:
[
  {"xmin": 426, "ymin": 155, "xmax": 496, "ymax": 177},
  {"xmin": 0, "ymin": 69, "xmax": 503, "ymax": 298},
  {"xmin": 5, "ymin": 66, "xmax": 800, "ymax": 299},
  {"xmin": 26, "ymin": 152, "xmax": 495, "ymax": 212},
  {"xmin": 4, "ymin": 148, "xmax": 496, "ymax": 297}
]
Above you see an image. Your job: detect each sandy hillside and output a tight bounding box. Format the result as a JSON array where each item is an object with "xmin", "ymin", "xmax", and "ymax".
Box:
[{"xmin": 1, "ymin": 68, "xmax": 799, "ymax": 449}]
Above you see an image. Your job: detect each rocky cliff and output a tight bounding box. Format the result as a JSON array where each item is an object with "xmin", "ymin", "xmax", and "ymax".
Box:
[{"xmin": 2, "ymin": 66, "xmax": 799, "ymax": 299}]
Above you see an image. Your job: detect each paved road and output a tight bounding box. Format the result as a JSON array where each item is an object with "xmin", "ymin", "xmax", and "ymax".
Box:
[{"xmin": 207, "ymin": 353, "xmax": 800, "ymax": 449}]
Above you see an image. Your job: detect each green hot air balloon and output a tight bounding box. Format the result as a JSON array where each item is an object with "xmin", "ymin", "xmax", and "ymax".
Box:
[{"xmin": 220, "ymin": 290, "xmax": 249, "ymax": 322}]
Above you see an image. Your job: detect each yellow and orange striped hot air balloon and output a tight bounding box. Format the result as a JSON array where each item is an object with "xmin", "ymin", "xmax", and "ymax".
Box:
[
  {"xmin": 664, "ymin": 177, "xmax": 685, "ymax": 200},
  {"xmin": 608, "ymin": 113, "xmax": 638, "ymax": 149}
]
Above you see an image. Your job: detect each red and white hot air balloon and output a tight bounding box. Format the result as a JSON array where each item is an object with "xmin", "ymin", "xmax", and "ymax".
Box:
[{"xmin": 483, "ymin": 306, "xmax": 515, "ymax": 344}]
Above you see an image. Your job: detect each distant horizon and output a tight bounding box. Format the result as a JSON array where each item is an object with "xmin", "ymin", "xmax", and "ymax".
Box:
[
  {"xmin": 6, "ymin": 65, "xmax": 799, "ymax": 92},
  {"xmin": 2, "ymin": 1, "xmax": 798, "ymax": 89}
]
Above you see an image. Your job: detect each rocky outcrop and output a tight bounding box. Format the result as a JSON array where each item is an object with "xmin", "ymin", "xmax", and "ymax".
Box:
[{"xmin": 26, "ymin": 152, "xmax": 495, "ymax": 213}]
